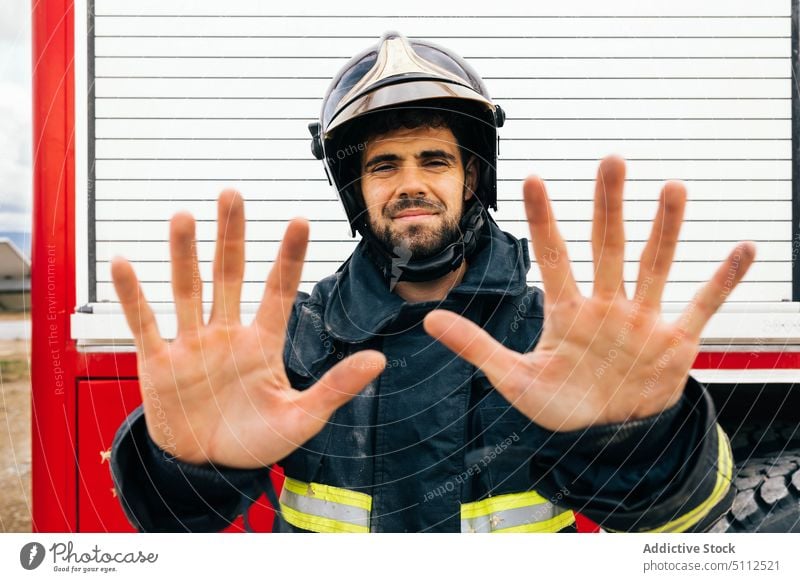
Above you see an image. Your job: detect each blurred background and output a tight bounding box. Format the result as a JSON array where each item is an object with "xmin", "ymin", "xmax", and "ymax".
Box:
[{"xmin": 0, "ymin": 0, "xmax": 33, "ymax": 533}]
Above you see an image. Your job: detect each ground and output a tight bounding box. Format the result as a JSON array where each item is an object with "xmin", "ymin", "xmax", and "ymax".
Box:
[{"xmin": 0, "ymin": 335, "xmax": 31, "ymax": 532}]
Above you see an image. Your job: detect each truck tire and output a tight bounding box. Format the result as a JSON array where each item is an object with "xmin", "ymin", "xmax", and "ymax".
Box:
[
  {"xmin": 710, "ymin": 452, "xmax": 800, "ymax": 532},
  {"xmin": 729, "ymin": 420, "xmax": 800, "ymax": 461}
]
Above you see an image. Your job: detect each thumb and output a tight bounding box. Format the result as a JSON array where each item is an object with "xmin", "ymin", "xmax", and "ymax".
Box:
[
  {"xmin": 297, "ymin": 350, "xmax": 386, "ymax": 420},
  {"xmin": 423, "ymin": 310, "xmax": 520, "ymax": 384}
]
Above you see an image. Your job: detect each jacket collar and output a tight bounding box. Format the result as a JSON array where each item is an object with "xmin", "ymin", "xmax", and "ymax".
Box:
[{"xmin": 323, "ymin": 219, "xmax": 531, "ymax": 343}]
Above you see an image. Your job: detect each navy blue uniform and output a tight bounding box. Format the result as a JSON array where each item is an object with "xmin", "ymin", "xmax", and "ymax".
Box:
[{"xmin": 111, "ymin": 220, "xmax": 734, "ymax": 533}]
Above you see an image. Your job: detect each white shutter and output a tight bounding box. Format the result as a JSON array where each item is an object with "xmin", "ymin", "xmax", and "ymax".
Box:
[{"xmin": 73, "ymin": 0, "xmax": 797, "ymax": 343}]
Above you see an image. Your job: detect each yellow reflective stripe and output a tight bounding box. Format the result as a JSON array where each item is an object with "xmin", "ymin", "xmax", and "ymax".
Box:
[
  {"xmin": 280, "ymin": 503, "xmax": 369, "ymax": 533},
  {"xmin": 280, "ymin": 477, "xmax": 372, "ymax": 533},
  {"xmin": 283, "ymin": 477, "xmax": 372, "ymax": 511},
  {"xmin": 496, "ymin": 510, "xmax": 576, "ymax": 533},
  {"xmin": 461, "ymin": 490, "xmax": 550, "ymax": 520},
  {"xmin": 635, "ymin": 424, "xmax": 734, "ymax": 533},
  {"xmin": 461, "ymin": 490, "xmax": 574, "ymax": 533}
]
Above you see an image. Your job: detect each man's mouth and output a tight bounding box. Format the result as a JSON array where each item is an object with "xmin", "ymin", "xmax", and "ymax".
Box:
[{"xmin": 392, "ymin": 209, "xmax": 440, "ymax": 222}]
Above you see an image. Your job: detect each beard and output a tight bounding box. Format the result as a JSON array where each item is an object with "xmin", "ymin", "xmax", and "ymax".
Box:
[{"xmin": 367, "ymin": 197, "xmax": 464, "ymax": 260}]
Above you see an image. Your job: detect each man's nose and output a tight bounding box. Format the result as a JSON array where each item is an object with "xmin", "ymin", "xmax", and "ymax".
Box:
[{"xmin": 395, "ymin": 165, "xmax": 429, "ymax": 199}]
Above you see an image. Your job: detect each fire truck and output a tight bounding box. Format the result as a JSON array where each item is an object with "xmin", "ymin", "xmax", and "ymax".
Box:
[{"xmin": 32, "ymin": 0, "xmax": 800, "ymax": 532}]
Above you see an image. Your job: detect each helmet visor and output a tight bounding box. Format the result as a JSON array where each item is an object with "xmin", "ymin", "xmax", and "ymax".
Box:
[{"xmin": 325, "ymin": 80, "xmax": 494, "ymax": 137}]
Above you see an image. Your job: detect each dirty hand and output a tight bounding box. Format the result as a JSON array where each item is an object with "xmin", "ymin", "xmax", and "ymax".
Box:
[
  {"xmin": 111, "ymin": 192, "xmax": 385, "ymax": 467},
  {"xmin": 424, "ymin": 156, "xmax": 755, "ymax": 431}
]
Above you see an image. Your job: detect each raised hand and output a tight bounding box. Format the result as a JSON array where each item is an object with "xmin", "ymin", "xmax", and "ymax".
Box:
[
  {"xmin": 111, "ymin": 191, "xmax": 386, "ymax": 468},
  {"xmin": 424, "ymin": 156, "xmax": 755, "ymax": 432}
]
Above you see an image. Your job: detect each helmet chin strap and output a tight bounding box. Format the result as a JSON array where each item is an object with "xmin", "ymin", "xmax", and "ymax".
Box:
[{"xmin": 358, "ymin": 198, "xmax": 488, "ymax": 286}]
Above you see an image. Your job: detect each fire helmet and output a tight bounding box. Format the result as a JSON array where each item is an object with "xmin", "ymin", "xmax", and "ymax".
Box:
[{"xmin": 309, "ymin": 31, "xmax": 506, "ymax": 283}]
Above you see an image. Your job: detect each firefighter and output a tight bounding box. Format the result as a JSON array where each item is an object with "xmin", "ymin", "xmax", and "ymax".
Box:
[{"xmin": 109, "ymin": 32, "xmax": 753, "ymax": 533}]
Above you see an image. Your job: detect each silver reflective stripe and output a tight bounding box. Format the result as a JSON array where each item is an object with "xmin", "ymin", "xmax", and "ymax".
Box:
[
  {"xmin": 279, "ymin": 487, "xmax": 370, "ymax": 529},
  {"xmin": 461, "ymin": 502, "xmax": 572, "ymax": 533}
]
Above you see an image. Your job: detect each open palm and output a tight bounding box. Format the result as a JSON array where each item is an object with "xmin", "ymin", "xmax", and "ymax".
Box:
[
  {"xmin": 112, "ymin": 191, "xmax": 385, "ymax": 468},
  {"xmin": 424, "ymin": 156, "xmax": 755, "ymax": 431}
]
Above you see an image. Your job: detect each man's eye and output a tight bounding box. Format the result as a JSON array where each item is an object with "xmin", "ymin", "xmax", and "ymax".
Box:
[
  {"xmin": 372, "ymin": 165, "xmax": 394, "ymax": 173},
  {"xmin": 426, "ymin": 160, "xmax": 448, "ymax": 167}
]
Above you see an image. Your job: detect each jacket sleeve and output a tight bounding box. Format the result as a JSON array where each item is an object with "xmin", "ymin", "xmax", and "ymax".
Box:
[
  {"xmin": 529, "ymin": 374, "xmax": 734, "ymax": 532},
  {"xmin": 110, "ymin": 405, "xmax": 272, "ymax": 532}
]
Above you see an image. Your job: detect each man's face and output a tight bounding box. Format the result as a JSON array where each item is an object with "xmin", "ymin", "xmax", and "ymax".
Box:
[{"xmin": 359, "ymin": 125, "xmax": 478, "ymax": 259}]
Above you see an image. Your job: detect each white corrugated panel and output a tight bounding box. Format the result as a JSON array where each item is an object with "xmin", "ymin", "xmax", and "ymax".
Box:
[{"xmin": 74, "ymin": 0, "xmax": 794, "ymax": 341}]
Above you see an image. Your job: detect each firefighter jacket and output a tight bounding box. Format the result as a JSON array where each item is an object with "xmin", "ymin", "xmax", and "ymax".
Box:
[{"xmin": 111, "ymin": 219, "xmax": 735, "ymax": 533}]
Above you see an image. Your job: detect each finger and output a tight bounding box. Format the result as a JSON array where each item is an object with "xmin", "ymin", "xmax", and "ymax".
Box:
[
  {"xmin": 677, "ymin": 242, "xmax": 756, "ymax": 340},
  {"xmin": 591, "ymin": 155, "xmax": 627, "ymax": 299},
  {"xmin": 297, "ymin": 350, "xmax": 386, "ymax": 421},
  {"xmin": 523, "ymin": 175, "xmax": 580, "ymax": 305},
  {"xmin": 111, "ymin": 256, "xmax": 165, "ymax": 355},
  {"xmin": 254, "ymin": 218, "xmax": 309, "ymax": 338},
  {"xmin": 634, "ymin": 181, "xmax": 686, "ymax": 312},
  {"xmin": 209, "ymin": 190, "xmax": 245, "ymax": 325},
  {"xmin": 423, "ymin": 310, "xmax": 521, "ymax": 383},
  {"xmin": 170, "ymin": 212, "xmax": 204, "ymax": 334}
]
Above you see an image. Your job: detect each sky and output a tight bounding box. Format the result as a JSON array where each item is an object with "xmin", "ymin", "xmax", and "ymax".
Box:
[{"xmin": 0, "ymin": 0, "xmax": 31, "ymax": 246}]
